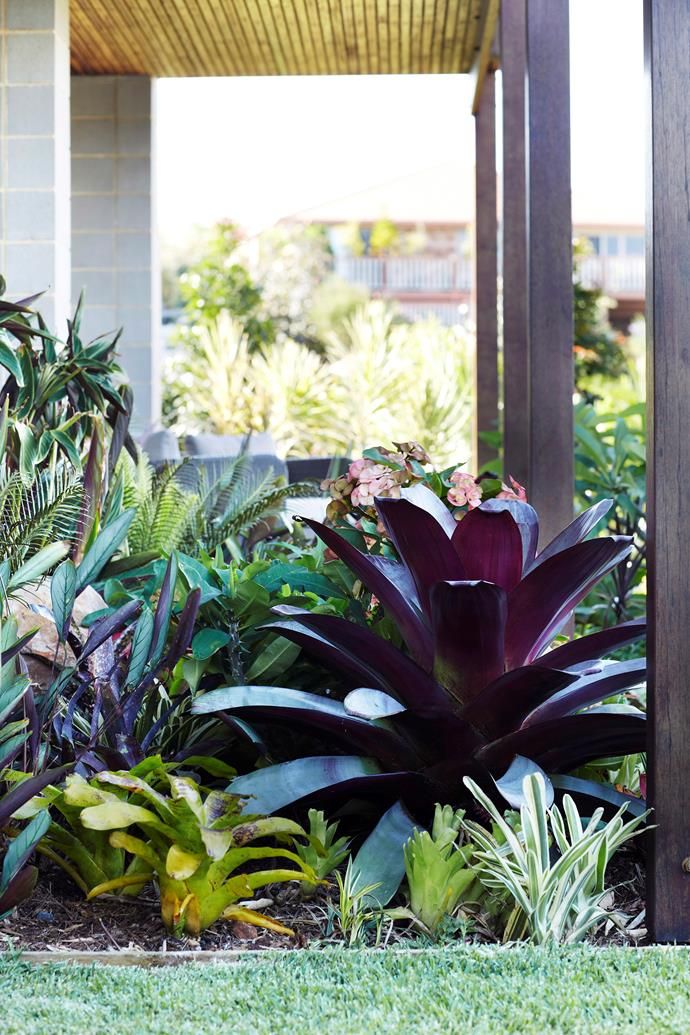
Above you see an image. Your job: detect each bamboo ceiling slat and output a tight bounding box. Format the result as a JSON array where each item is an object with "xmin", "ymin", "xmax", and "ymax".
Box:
[{"xmin": 69, "ymin": 0, "xmax": 491, "ymax": 77}]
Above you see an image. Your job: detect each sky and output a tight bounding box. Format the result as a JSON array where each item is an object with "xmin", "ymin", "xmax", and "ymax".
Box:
[{"xmin": 155, "ymin": 0, "xmax": 645, "ymax": 243}]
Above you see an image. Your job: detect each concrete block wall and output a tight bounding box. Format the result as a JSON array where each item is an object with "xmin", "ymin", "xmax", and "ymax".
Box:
[
  {"xmin": 0, "ymin": 0, "xmax": 71, "ymax": 330},
  {"xmin": 71, "ymin": 75, "xmax": 160, "ymax": 432}
]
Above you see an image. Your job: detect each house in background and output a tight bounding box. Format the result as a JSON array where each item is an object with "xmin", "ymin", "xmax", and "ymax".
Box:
[{"xmin": 286, "ymin": 161, "xmax": 645, "ymax": 329}]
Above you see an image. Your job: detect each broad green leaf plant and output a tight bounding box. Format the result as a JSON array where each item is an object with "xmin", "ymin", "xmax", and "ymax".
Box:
[{"xmin": 39, "ymin": 762, "xmax": 319, "ymax": 936}]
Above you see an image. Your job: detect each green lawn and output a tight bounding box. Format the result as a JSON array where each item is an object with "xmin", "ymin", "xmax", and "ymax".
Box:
[{"xmin": 2, "ymin": 946, "xmax": 690, "ymax": 1034}]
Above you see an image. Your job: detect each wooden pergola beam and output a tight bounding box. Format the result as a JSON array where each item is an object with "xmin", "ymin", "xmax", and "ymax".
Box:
[
  {"xmin": 525, "ymin": 0, "xmax": 573, "ymax": 546},
  {"xmin": 645, "ymin": 0, "xmax": 690, "ymax": 943},
  {"xmin": 473, "ymin": 68, "xmax": 499, "ymax": 472},
  {"xmin": 501, "ymin": 0, "xmax": 529, "ymax": 488}
]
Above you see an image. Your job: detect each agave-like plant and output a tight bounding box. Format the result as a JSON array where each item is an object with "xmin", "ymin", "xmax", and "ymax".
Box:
[{"xmin": 193, "ymin": 488, "xmax": 646, "ymax": 880}]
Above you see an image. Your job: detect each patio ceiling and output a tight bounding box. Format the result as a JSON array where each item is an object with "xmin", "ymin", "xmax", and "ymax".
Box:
[{"xmin": 70, "ymin": 0, "xmax": 495, "ymax": 77}]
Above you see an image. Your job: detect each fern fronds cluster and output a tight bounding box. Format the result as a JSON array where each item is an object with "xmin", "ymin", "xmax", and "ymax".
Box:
[
  {"xmin": 113, "ymin": 449, "xmax": 318, "ymax": 557},
  {"xmin": 119, "ymin": 450, "xmax": 199, "ymax": 555}
]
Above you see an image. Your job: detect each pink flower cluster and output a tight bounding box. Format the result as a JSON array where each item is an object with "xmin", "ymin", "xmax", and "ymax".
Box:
[
  {"xmin": 446, "ymin": 471, "xmax": 527, "ymax": 514},
  {"xmin": 322, "ymin": 441, "xmax": 431, "ymax": 523},
  {"xmin": 447, "ymin": 470, "xmax": 482, "ymax": 509},
  {"xmin": 348, "ymin": 459, "xmax": 403, "ymax": 508}
]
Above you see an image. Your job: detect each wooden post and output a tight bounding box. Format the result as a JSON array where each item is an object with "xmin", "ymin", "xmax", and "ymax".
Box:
[
  {"xmin": 645, "ymin": 0, "xmax": 690, "ymax": 943},
  {"xmin": 525, "ymin": 0, "xmax": 573, "ymax": 545},
  {"xmin": 501, "ymin": 0, "xmax": 529, "ymax": 489},
  {"xmin": 473, "ymin": 69, "xmax": 499, "ymax": 472}
]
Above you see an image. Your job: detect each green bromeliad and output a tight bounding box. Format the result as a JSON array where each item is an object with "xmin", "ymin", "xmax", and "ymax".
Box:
[{"xmin": 16, "ymin": 758, "xmax": 319, "ymax": 937}]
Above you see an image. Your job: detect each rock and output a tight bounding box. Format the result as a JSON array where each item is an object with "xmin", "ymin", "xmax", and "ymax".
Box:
[
  {"xmin": 230, "ymin": 921, "xmax": 261, "ymax": 941},
  {"xmin": 8, "ymin": 579, "xmax": 109, "ymax": 688}
]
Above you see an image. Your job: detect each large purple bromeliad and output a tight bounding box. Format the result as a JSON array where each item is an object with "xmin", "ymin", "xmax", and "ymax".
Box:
[{"xmin": 193, "ymin": 487, "xmax": 646, "ymax": 855}]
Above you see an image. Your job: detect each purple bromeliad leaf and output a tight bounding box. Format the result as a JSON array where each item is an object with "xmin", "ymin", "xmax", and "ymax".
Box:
[
  {"xmin": 504, "ymin": 536, "xmax": 633, "ymax": 667},
  {"xmin": 374, "ymin": 496, "xmax": 466, "ymax": 618},
  {"xmin": 528, "ymin": 499, "xmax": 614, "ymax": 571},
  {"xmin": 538, "ymin": 617, "xmax": 645, "ymax": 670},
  {"xmin": 451, "ymin": 507, "xmax": 524, "ymax": 592},
  {"xmin": 480, "ymin": 498, "xmax": 540, "ymax": 571},
  {"xmin": 302, "ymin": 516, "xmax": 432, "ymax": 667},
  {"xmin": 430, "ymin": 580, "xmax": 506, "ymax": 706}
]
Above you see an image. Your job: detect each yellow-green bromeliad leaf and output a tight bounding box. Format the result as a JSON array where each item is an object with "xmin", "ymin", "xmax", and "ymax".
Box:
[
  {"xmin": 80, "ymin": 802, "xmax": 160, "ymax": 830},
  {"xmin": 166, "ymin": 843, "xmax": 203, "ymax": 880}
]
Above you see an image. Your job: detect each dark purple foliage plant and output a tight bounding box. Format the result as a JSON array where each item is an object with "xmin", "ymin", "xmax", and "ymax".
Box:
[{"xmin": 193, "ymin": 487, "xmax": 646, "ymax": 898}]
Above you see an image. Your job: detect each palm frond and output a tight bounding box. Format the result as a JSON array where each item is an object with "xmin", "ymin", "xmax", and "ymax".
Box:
[{"xmin": 0, "ymin": 465, "xmax": 84, "ymax": 569}]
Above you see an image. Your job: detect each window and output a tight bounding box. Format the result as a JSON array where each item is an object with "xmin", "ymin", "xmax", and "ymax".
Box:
[
  {"xmin": 625, "ymin": 235, "xmax": 644, "ymax": 257},
  {"xmin": 605, "ymin": 235, "xmax": 620, "ymax": 257}
]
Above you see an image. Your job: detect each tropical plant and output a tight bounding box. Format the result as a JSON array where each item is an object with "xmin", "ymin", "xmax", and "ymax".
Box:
[
  {"xmin": 0, "ymin": 285, "xmax": 134, "ymax": 481},
  {"xmin": 93, "ymin": 536, "xmax": 355, "ymax": 710},
  {"xmin": 462, "ymin": 772, "xmax": 649, "ymax": 944},
  {"xmin": 574, "ymin": 402, "xmax": 646, "ymax": 631},
  {"xmin": 13, "ymin": 753, "xmax": 238, "ymax": 895},
  {"xmin": 294, "ymin": 808, "xmax": 350, "ymax": 883},
  {"xmin": 328, "ymin": 858, "xmax": 383, "ymax": 947},
  {"xmin": 323, "ymin": 302, "xmax": 473, "ymax": 462},
  {"xmin": 48, "ymin": 545, "xmax": 205, "ymax": 771},
  {"xmin": 0, "ymin": 543, "xmax": 73, "ymax": 916},
  {"xmin": 396, "ymin": 804, "xmax": 483, "ymax": 937},
  {"xmin": 114, "ymin": 448, "xmax": 315, "ymax": 559},
  {"xmin": 0, "ymin": 444, "xmax": 83, "ymax": 573},
  {"xmin": 164, "ymin": 301, "xmax": 474, "ymax": 465},
  {"xmin": 194, "ymin": 487, "xmax": 647, "ymax": 894},
  {"xmin": 76, "ymin": 765, "xmax": 318, "ymax": 936},
  {"xmin": 12, "ymin": 769, "xmax": 158, "ymax": 898}
]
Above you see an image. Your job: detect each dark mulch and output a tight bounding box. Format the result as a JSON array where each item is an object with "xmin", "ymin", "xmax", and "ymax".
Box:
[
  {"xmin": 0, "ymin": 861, "xmax": 331, "ymax": 954},
  {"xmin": 0, "ymin": 847, "xmax": 647, "ymax": 955}
]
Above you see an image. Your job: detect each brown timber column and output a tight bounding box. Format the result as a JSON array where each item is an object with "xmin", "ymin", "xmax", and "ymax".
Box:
[
  {"xmin": 645, "ymin": 0, "xmax": 690, "ymax": 943},
  {"xmin": 473, "ymin": 69, "xmax": 499, "ymax": 471},
  {"xmin": 501, "ymin": 0, "xmax": 529, "ymax": 488},
  {"xmin": 525, "ymin": 0, "xmax": 573, "ymax": 545}
]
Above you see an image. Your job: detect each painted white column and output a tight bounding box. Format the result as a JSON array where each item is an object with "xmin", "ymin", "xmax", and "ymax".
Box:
[
  {"xmin": 71, "ymin": 75, "xmax": 160, "ymax": 433},
  {"xmin": 0, "ymin": 0, "xmax": 71, "ymax": 331}
]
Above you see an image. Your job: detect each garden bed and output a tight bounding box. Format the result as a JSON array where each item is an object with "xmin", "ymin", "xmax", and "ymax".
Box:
[
  {"xmin": 1, "ymin": 846, "xmax": 646, "ymax": 957},
  {"xmin": 0, "ymin": 864, "xmax": 325, "ymax": 954}
]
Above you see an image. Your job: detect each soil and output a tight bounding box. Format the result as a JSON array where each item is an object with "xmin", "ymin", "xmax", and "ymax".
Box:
[
  {"xmin": 0, "ymin": 847, "xmax": 647, "ymax": 955},
  {"xmin": 0, "ymin": 861, "xmax": 331, "ymax": 954}
]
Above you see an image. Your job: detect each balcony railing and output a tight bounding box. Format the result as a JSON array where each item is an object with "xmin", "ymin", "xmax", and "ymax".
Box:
[
  {"xmin": 334, "ymin": 253, "xmax": 645, "ymax": 299},
  {"xmin": 577, "ymin": 255, "xmax": 645, "ymax": 296},
  {"xmin": 334, "ymin": 255, "xmax": 473, "ymax": 293}
]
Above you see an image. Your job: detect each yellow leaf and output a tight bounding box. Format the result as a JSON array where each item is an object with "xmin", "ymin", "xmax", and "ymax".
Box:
[
  {"xmin": 63, "ymin": 774, "xmax": 118, "ymax": 807},
  {"xmin": 223, "ymin": 905, "xmax": 295, "ymax": 937},
  {"xmin": 166, "ymin": 843, "xmax": 203, "ymax": 880},
  {"xmin": 80, "ymin": 802, "xmax": 158, "ymax": 830}
]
